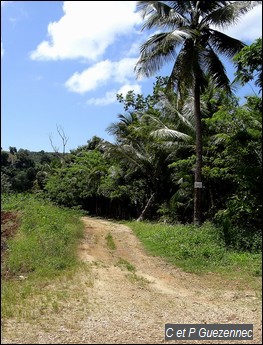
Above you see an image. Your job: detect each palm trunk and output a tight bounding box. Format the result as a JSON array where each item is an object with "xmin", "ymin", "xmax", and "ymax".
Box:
[{"xmin": 193, "ymin": 81, "xmax": 202, "ymax": 225}]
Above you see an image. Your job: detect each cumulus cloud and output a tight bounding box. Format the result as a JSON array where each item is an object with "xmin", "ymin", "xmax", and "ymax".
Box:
[
  {"xmin": 30, "ymin": 1, "xmax": 140, "ymax": 61},
  {"xmin": 125, "ymin": 41, "xmax": 141, "ymax": 57},
  {"xmin": 86, "ymin": 90, "xmax": 117, "ymax": 106},
  {"xmin": 87, "ymin": 84, "xmax": 142, "ymax": 106},
  {"xmin": 65, "ymin": 58, "xmax": 138, "ymax": 94},
  {"xmin": 117, "ymin": 84, "xmax": 142, "ymax": 97},
  {"xmin": 65, "ymin": 60, "xmax": 112, "ymax": 93}
]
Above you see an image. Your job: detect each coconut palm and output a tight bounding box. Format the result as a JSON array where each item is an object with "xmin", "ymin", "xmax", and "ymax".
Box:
[
  {"xmin": 104, "ymin": 88, "xmax": 193, "ymax": 221},
  {"xmin": 135, "ymin": 0, "xmax": 260, "ymax": 225}
]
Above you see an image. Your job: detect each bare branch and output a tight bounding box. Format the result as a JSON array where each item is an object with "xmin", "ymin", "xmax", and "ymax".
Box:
[
  {"xmin": 56, "ymin": 124, "xmax": 69, "ymax": 156},
  {"xmin": 49, "ymin": 133, "xmax": 60, "ymax": 157}
]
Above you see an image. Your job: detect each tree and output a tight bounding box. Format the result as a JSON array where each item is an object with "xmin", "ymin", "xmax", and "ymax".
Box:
[
  {"xmin": 203, "ymin": 95, "xmax": 262, "ymax": 251},
  {"xmin": 234, "ymin": 37, "xmax": 262, "ymax": 92},
  {"xmin": 104, "ymin": 82, "xmax": 190, "ymax": 221},
  {"xmin": 1, "ymin": 150, "xmax": 9, "ymax": 166},
  {"xmin": 134, "ymin": 1, "xmax": 260, "ymax": 225},
  {"xmin": 9, "ymin": 146, "xmax": 17, "ymax": 155},
  {"xmin": 1, "ymin": 172, "xmax": 12, "ymax": 193}
]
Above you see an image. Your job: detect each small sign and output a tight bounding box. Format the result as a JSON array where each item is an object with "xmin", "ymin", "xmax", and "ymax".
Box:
[{"xmin": 194, "ymin": 182, "xmax": 203, "ymax": 188}]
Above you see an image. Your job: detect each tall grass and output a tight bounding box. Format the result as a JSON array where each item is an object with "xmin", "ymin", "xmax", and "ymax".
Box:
[
  {"xmin": 127, "ymin": 221, "xmax": 262, "ymax": 284},
  {"xmin": 2, "ymin": 194, "xmax": 85, "ymax": 278},
  {"xmin": 1, "ymin": 194, "xmax": 86, "ymax": 319}
]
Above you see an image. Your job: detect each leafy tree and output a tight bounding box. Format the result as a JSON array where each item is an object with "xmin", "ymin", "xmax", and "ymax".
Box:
[
  {"xmin": 9, "ymin": 147, "xmax": 17, "ymax": 155},
  {"xmin": 234, "ymin": 37, "xmax": 262, "ymax": 92},
  {"xmin": 40, "ymin": 153, "xmax": 52, "ymax": 165},
  {"xmin": 1, "ymin": 148, "xmax": 36, "ymax": 193},
  {"xmin": 70, "ymin": 136, "xmax": 105, "ymax": 155},
  {"xmin": 1, "ymin": 172, "xmax": 12, "ymax": 194},
  {"xmin": 203, "ymin": 95, "xmax": 262, "ymax": 251},
  {"xmin": 15, "ymin": 149, "xmax": 35, "ymax": 169},
  {"xmin": 1, "ymin": 150, "xmax": 9, "ymax": 166},
  {"xmin": 45, "ymin": 150, "xmax": 110, "ymax": 210},
  {"xmin": 104, "ymin": 81, "xmax": 190, "ymax": 221},
  {"xmin": 134, "ymin": 1, "xmax": 260, "ymax": 224}
]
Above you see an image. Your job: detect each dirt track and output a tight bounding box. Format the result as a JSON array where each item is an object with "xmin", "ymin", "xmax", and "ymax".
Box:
[{"xmin": 1, "ymin": 217, "xmax": 262, "ymax": 344}]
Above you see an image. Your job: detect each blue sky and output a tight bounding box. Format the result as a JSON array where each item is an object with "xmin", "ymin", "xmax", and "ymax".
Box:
[{"xmin": 1, "ymin": 1, "xmax": 262, "ymax": 152}]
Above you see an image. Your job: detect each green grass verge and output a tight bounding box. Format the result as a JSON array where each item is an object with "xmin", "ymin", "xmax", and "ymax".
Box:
[
  {"xmin": 2, "ymin": 194, "xmax": 84, "ymax": 278},
  {"xmin": 1, "ymin": 194, "xmax": 86, "ymax": 318},
  {"xmin": 126, "ymin": 221, "xmax": 262, "ymax": 286}
]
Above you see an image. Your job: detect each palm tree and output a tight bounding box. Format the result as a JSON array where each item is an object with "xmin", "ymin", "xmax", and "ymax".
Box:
[
  {"xmin": 135, "ymin": 1, "xmax": 260, "ymax": 225},
  {"xmin": 104, "ymin": 91, "xmax": 192, "ymax": 221}
]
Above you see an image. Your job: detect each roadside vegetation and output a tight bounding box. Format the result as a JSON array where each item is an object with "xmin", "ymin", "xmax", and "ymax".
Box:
[
  {"xmin": 1, "ymin": 194, "xmax": 86, "ymax": 318},
  {"xmin": 127, "ymin": 221, "xmax": 262, "ymax": 291},
  {"xmin": 2, "ymin": 194, "xmax": 84, "ymax": 278}
]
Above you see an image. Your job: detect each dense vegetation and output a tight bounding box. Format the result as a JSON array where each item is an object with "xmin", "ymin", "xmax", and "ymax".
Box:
[
  {"xmin": 1, "ymin": 35, "xmax": 262, "ymax": 253},
  {"xmin": 127, "ymin": 221, "xmax": 261, "ymax": 283}
]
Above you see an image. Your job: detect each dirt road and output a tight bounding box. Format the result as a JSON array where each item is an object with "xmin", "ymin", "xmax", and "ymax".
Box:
[{"xmin": 1, "ymin": 217, "xmax": 262, "ymax": 344}]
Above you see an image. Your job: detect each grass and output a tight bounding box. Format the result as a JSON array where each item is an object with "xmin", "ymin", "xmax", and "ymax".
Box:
[
  {"xmin": 1, "ymin": 193, "xmax": 87, "ymax": 319},
  {"xmin": 115, "ymin": 258, "xmax": 149, "ymax": 288},
  {"xmin": 2, "ymin": 194, "xmax": 84, "ymax": 278},
  {"xmin": 126, "ymin": 221, "xmax": 262, "ymax": 290},
  {"xmin": 116, "ymin": 258, "xmax": 136, "ymax": 272},
  {"xmin": 1, "ymin": 264, "xmax": 92, "ymax": 320},
  {"xmin": 105, "ymin": 232, "xmax": 116, "ymax": 250},
  {"xmin": 125, "ymin": 272, "xmax": 150, "ymax": 288}
]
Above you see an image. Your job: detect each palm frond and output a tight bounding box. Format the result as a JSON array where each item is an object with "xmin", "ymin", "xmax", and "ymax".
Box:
[
  {"xmin": 169, "ymin": 39, "xmax": 208, "ymax": 92},
  {"xmin": 166, "ymin": 1, "xmax": 192, "ymax": 18},
  {"xmin": 136, "ymin": 1, "xmax": 171, "ymax": 20},
  {"xmin": 180, "ymin": 97, "xmax": 197, "ymax": 127},
  {"xmin": 208, "ymin": 29, "xmax": 245, "ymax": 58},
  {"xmin": 142, "ymin": 113, "xmax": 168, "ymax": 127},
  {"xmin": 203, "ymin": 46, "xmax": 231, "ymax": 93},
  {"xmin": 137, "ymin": 1, "xmax": 188, "ymax": 28},
  {"xmin": 197, "ymin": 1, "xmax": 229, "ymax": 15},
  {"xmin": 157, "ymin": 91, "xmax": 195, "ymax": 129},
  {"xmin": 103, "ymin": 141, "xmax": 148, "ymax": 169},
  {"xmin": 135, "ymin": 32, "xmax": 182, "ymax": 78},
  {"xmin": 151, "ymin": 128, "xmax": 191, "ymax": 141},
  {"xmin": 202, "ymin": 1, "xmax": 261, "ymax": 29}
]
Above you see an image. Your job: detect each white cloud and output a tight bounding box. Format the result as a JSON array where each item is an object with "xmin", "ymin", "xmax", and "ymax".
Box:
[
  {"xmin": 117, "ymin": 84, "xmax": 142, "ymax": 96},
  {"xmin": 65, "ymin": 60, "xmax": 112, "ymax": 93},
  {"xmin": 30, "ymin": 1, "xmax": 140, "ymax": 61},
  {"xmin": 65, "ymin": 58, "xmax": 138, "ymax": 94},
  {"xmin": 87, "ymin": 84, "xmax": 142, "ymax": 106},
  {"xmin": 113, "ymin": 58, "xmax": 138, "ymax": 83},
  {"xmin": 86, "ymin": 90, "xmax": 118, "ymax": 106},
  {"xmin": 126, "ymin": 41, "xmax": 141, "ymax": 57},
  {"xmin": 223, "ymin": 5, "xmax": 262, "ymax": 42}
]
